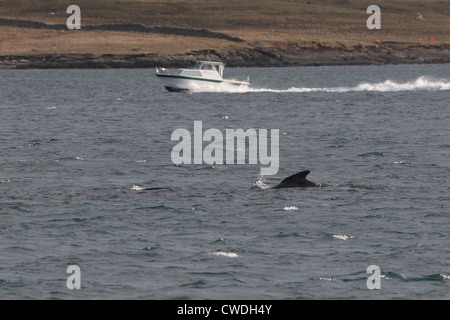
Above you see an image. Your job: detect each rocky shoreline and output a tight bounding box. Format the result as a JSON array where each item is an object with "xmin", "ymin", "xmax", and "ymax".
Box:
[{"xmin": 2, "ymin": 44, "xmax": 450, "ymax": 69}]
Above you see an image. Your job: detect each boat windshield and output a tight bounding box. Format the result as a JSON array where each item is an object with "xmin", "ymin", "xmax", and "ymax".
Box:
[{"xmin": 194, "ymin": 62, "xmax": 224, "ymax": 77}]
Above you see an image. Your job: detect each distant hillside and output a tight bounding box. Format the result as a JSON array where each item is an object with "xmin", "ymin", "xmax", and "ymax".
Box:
[{"xmin": 1, "ymin": 0, "xmax": 449, "ymax": 68}]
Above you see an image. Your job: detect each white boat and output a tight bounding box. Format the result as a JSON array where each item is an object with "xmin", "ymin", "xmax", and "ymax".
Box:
[{"xmin": 155, "ymin": 60, "xmax": 249, "ymax": 92}]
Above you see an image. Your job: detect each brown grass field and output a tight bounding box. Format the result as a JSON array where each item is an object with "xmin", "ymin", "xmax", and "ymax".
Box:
[{"xmin": 0, "ymin": 0, "xmax": 449, "ymax": 58}]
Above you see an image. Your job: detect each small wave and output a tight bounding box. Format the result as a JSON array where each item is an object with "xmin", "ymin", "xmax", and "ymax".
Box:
[
  {"xmin": 209, "ymin": 251, "xmax": 240, "ymax": 258},
  {"xmin": 382, "ymin": 272, "xmax": 450, "ymax": 282},
  {"xmin": 130, "ymin": 185, "xmax": 143, "ymax": 191},
  {"xmin": 27, "ymin": 138, "xmax": 58, "ymax": 146},
  {"xmin": 410, "ymin": 273, "xmax": 450, "ymax": 282},
  {"xmin": 317, "ymin": 277, "xmax": 336, "ymax": 282},
  {"xmin": 332, "ymin": 234, "xmax": 355, "ymax": 241}
]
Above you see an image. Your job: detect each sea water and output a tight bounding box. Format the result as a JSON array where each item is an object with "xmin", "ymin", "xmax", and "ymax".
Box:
[{"xmin": 0, "ymin": 64, "xmax": 449, "ymax": 299}]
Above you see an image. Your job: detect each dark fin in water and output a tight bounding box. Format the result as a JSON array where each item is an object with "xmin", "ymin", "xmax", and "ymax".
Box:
[{"xmin": 272, "ymin": 170, "xmax": 319, "ymax": 189}]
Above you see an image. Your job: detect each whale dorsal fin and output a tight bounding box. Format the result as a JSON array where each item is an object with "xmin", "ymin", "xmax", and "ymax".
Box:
[
  {"xmin": 280, "ymin": 170, "xmax": 310, "ymax": 183},
  {"xmin": 271, "ymin": 170, "xmax": 318, "ymax": 189}
]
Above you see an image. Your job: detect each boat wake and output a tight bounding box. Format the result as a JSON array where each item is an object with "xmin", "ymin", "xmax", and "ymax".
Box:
[{"xmin": 193, "ymin": 76, "xmax": 450, "ymax": 93}]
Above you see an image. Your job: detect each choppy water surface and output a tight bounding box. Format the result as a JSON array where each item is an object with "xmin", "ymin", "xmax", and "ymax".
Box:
[{"xmin": 1, "ymin": 64, "xmax": 449, "ymax": 299}]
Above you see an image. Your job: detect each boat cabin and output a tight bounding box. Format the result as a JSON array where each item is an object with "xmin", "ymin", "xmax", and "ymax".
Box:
[{"xmin": 193, "ymin": 61, "xmax": 225, "ymax": 77}]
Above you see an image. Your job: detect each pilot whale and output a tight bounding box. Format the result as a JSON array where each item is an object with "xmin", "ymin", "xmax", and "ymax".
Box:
[
  {"xmin": 271, "ymin": 170, "xmax": 320, "ymax": 189},
  {"xmin": 143, "ymin": 170, "xmax": 321, "ymax": 191}
]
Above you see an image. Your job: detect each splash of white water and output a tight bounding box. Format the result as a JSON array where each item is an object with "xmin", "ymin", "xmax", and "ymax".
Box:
[
  {"xmin": 253, "ymin": 175, "xmax": 270, "ymax": 190},
  {"xmin": 209, "ymin": 251, "xmax": 241, "ymax": 258},
  {"xmin": 192, "ymin": 76, "xmax": 450, "ymax": 93}
]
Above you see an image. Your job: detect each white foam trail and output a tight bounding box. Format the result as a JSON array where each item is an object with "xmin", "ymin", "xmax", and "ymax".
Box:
[
  {"xmin": 193, "ymin": 76, "xmax": 450, "ymax": 93},
  {"xmin": 353, "ymin": 76, "xmax": 450, "ymax": 92}
]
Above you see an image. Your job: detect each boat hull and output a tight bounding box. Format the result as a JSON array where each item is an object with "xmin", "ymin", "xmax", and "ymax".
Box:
[{"xmin": 156, "ymin": 74, "xmax": 249, "ymax": 92}]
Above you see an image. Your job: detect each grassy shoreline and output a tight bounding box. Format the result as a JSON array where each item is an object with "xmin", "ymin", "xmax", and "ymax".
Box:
[{"xmin": 1, "ymin": 0, "xmax": 449, "ymax": 68}]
